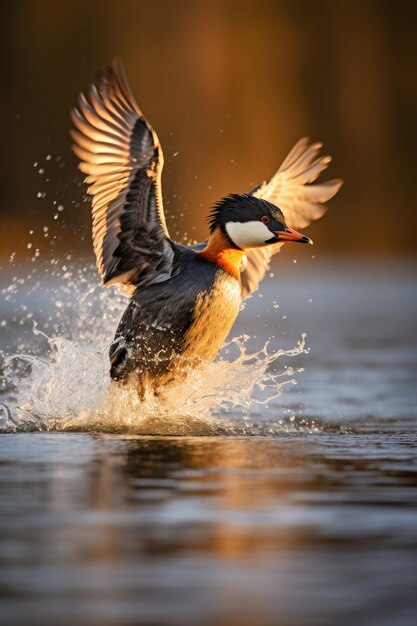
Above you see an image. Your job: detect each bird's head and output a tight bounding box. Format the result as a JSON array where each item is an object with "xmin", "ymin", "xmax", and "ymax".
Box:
[{"xmin": 207, "ymin": 193, "xmax": 312, "ymax": 250}]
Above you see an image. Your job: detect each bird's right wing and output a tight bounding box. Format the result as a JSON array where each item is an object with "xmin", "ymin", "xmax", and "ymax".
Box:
[
  {"xmin": 240, "ymin": 138, "xmax": 342, "ymax": 298},
  {"xmin": 71, "ymin": 58, "xmax": 174, "ymax": 292}
]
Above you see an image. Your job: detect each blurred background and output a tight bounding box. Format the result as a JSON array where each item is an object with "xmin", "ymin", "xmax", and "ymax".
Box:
[{"xmin": 0, "ymin": 0, "xmax": 416, "ymax": 264}]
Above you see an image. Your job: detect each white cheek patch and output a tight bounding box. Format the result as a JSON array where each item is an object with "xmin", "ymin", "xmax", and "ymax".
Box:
[{"xmin": 225, "ymin": 221, "xmax": 273, "ymax": 249}]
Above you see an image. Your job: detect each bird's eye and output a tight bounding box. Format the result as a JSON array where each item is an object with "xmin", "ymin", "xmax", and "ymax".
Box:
[{"xmin": 261, "ymin": 215, "xmax": 270, "ymax": 224}]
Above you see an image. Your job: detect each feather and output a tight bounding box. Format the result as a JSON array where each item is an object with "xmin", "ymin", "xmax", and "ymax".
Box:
[
  {"xmin": 71, "ymin": 58, "xmax": 174, "ymax": 291},
  {"xmin": 240, "ymin": 140, "xmax": 342, "ymax": 297}
]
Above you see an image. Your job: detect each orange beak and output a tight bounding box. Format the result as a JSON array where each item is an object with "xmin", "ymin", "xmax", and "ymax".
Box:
[{"xmin": 275, "ymin": 226, "xmax": 313, "ymax": 244}]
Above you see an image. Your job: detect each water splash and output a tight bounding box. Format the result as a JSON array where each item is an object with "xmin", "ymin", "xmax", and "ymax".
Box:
[
  {"xmin": 1, "ymin": 200, "xmax": 308, "ymax": 436},
  {"xmin": 2, "ymin": 310, "xmax": 307, "ymax": 435}
]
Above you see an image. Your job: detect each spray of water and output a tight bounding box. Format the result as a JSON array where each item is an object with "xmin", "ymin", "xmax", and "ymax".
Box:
[{"xmin": 0, "ymin": 264, "xmax": 307, "ymax": 435}]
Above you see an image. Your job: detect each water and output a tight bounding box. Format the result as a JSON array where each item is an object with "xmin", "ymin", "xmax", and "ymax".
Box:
[{"xmin": 0, "ymin": 256, "xmax": 416, "ymax": 625}]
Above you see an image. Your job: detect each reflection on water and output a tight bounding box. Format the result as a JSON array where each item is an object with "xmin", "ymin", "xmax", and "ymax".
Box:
[
  {"xmin": 0, "ymin": 258, "xmax": 417, "ymax": 625},
  {"xmin": 0, "ymin": 432, "xmax": 416, "ymax": 626}
]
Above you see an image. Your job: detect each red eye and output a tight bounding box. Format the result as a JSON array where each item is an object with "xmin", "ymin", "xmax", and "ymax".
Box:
[{"xmin": 261, "ymin": 215, "xmax": 270, "ymax": 224}]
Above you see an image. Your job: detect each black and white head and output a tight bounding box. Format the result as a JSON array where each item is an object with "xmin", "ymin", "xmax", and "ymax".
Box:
[{"xmin": 208, "ymin": 193, "xmax": 312, "ymax": 250}]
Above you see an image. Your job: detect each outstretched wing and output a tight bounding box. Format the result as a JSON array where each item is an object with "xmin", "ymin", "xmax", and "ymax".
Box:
[
  {"xmin": 70, "ymin": 58, "xmax": 174, "ymax": 291},
  {"xmin": 240, "ymin": 138, "xmax": 342, "ymax": 298}
]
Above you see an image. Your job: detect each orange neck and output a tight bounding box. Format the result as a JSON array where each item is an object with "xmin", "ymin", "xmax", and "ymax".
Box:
[{"xmin": 199, "ymin": 227, "xmax": 244, "ymax": 280}]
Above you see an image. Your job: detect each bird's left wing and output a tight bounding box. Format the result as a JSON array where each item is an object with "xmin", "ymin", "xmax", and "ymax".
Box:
[
  {"xmin": 70, "ymin": 58, "xmax": 174, "ymax": 292},
  {"xmin": 240, "ymin": 138, "xmax": 342, "ymax": 298}
]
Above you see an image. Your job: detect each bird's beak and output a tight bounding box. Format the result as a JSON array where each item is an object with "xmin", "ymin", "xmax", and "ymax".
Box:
[{"xmin": 275, "ymin": 226, "xmax": 313, "ymax": 245}]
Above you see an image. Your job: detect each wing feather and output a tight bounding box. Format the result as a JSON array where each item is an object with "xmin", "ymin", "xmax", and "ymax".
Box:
[
  {"xmin": 241, "ymin": 139, "xmax": 342, "ymax": 297},
  {"xmin": 71, "ymin": 58, "xmax": 173, "ymax": 291}
]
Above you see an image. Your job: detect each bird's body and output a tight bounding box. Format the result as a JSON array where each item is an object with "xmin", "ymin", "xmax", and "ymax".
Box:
[
  {"xmin": 71, "ymin": 59, "xmax": 342, "ymax": 395},
  {"xmin": 109, "ymin": 242, "xmax": 241, "ymax": 395}
]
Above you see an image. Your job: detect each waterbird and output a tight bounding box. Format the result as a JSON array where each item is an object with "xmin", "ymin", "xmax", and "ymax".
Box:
[{"xmin": 71, "ymin": 58, "xmax": 342, "ymax": 396}]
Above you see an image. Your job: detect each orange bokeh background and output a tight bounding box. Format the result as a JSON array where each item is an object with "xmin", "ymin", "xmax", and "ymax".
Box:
[{"xmin": 0, "ymin": 0, "xmax": 416, "ymax": 263}]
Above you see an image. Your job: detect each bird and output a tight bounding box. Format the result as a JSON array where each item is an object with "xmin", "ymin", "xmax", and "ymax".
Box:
[{"xmin": 70, "ymin": 58, "xmax": 342, "ymax": 397}]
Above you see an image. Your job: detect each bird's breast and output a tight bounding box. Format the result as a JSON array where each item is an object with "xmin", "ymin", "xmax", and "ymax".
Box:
[{"xmin": 181, "ymin": 270, "xmax": 241, "ymax": 362}]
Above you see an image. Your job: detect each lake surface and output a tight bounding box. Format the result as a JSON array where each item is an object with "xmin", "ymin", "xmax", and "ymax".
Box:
[{"xmin": 0, "ymin": 257, "xmax": 416, "ymax": 626}]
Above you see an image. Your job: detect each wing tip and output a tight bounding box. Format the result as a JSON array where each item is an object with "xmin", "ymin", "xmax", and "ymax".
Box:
[
  {"xmin": 107, "ymin": 57, "xmax": 143, "ymax": 117},
  {"xmin": 326, "ymin": 177, "xmax": 344, "ymax": 196}
]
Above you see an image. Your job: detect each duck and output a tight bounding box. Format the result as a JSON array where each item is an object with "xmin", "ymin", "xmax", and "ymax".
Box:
[{"xmin": 70, "ymin": 58, "xmax": 342, "ymax": 397}]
